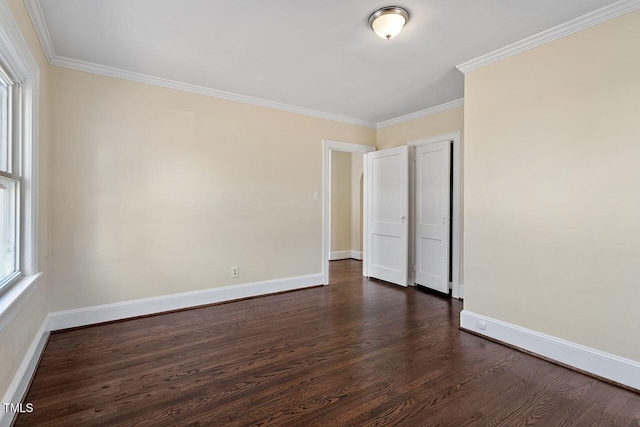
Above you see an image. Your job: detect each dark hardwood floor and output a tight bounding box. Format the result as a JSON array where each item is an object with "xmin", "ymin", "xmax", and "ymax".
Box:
[{"xmin": 16, "ymin": 260, "xmax": 640, "ymax": 426}]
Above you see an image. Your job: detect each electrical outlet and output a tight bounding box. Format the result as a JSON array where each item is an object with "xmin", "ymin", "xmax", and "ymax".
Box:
[
  {"xmin": 231, "ymin": 266, "xmax": 239, "ymax": 278},
  {"xmin": 313, "ymin": 192, "xmax": 319, "ymax": 201}
]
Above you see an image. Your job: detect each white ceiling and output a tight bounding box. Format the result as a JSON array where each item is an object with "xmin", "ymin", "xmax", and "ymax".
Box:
[{"xmin": 36, "ymin": 0, "xmax": 616, "ymax": 124}]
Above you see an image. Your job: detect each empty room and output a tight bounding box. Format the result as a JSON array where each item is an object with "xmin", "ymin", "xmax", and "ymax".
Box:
[{"xmin": 1, "ymin": 0, "xmax": 639, "ymax": 425}]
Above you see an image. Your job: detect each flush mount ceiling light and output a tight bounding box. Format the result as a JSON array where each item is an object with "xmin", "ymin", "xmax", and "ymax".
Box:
[{"xmin": 368, "ymin": 6, "xmax": 409, "ymax": 40}]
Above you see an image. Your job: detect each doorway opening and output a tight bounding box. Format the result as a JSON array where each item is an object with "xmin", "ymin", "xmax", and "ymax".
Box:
[
  {"xmin": 322, "ymin": 140, "xmax": 375, "ymax": 285},
  {"xmin": 329, "ymin": 150, "xmax": 364, "ymax": 262}
]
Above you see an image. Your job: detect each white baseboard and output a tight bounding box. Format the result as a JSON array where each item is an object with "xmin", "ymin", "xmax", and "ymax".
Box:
[
  {"xmin": 460, "ymin": 310, "xmax": 640, "ymax": 391},
  {"xmin": 0, "ymin": 315, "xmax": 51, "ymax": 427},
  {"xmin": 49, "ymin": 273, "xmax": 322, "ymax": 331},
  {"xmin": 329, "ymin": 251, "xmax": 351, "ymax": 260},
  {"xmin": 329, "ymin": 251, "xmax": 363, "ymax": 261},
  {"xmin": 459, "ymin": 284, "xmax": 464, "ymax": 299}
]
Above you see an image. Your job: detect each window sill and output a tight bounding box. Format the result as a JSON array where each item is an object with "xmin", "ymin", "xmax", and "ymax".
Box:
[{"xmin": 0, "ymin": 272, "xmax": 43, "ymax": 333}]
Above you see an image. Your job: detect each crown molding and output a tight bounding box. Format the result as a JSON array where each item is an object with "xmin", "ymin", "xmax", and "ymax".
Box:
[
  {"xmin": 457, "ymin": 0, "xmax": 640, "ymax": 73},
  {"xmin": 23, "ymin": 0, "xmax": 378, "ymax": 129},
  {"xmin": 376, "ymin": 98, "xmax": 464, "ymax": 129},
  {"xmin": 50, "ymin": 55, "xmax": 378, "ymax": 128},
  {"xmin": 23, "ymin": 0, "xmax": 466, "ymax": 131},
  {"xmin": 24, "ymin": 0, "xmax": 55, "ymax": 63}
]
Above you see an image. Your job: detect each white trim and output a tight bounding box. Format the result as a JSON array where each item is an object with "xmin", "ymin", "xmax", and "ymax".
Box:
[
  {"xmin": 457, "ymin": 0, "xmax": 640, "ymax": 73},
  {"xmin": 23, "ymin": 0, "xmax": 471, "ymax": 130},
  {"xmin": 458, "ymin": 284, "xmax": 464, "ymax": 299},
  {"xmin": 22, "ymin": 0, "xmax": 377, "ymax": 129},
  {"xmin": 0, "ymin": 0, "xmax": 41, "ymax": 327},
  {"xmin": 460, "ymin": 310, "xmax": 640, "ymax": 391},
  {"xmin": 322, "ymin": 140, "xmax": 376, "ymax": 285},
  {"xmin": 376, "ymin": 99, "xmax": 464, "ymax": 129},
  {"xmin": 408, "ymin": 131, "xmax": 462, "ymax": 299},
  {"xmin": 362, "ymin": 154, "xmax": 368, "ymax": 278},
  {"xmin": 0, "ymin": 0, "xmax": 40, "ymax": 276},
  {"xmin": 329, "ymin": 250, "xmax": 363, "ymax": 261},
  {"xmin": 0, "ymin": 1, "xmax": 38, "ymax": 79},
  {"xmin": 0, "ymin": 314, "xmax": 50, "ymax": 427},
  {"xmin": 23, "ymin": 0, "xmax": 55, "ymax": 63},
  {"xmin": 20, "ymin": 71, "xmax": 39, "ymax": 275},
  {"xmin": 0, "ymin": 273, "xmax": 42, "ymax": 333},
  {"xmin": 51, "ymin": 56, "xmax": 377, "ymax": 128},
  {"xmin": 49, "ymin": 273, "xmax": 322, "ymax": 331},
  {"xmin": 23, "ymin": 0, "xmax": 468, "ymax": 130},
  {"xmin": 329, "ymin": 251, "xmax": 351, "ymax": 261}
]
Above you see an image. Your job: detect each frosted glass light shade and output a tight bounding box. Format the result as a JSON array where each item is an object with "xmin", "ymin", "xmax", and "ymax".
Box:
[{"xmin": 369, "ymin": 7, "xmax": 409, "ymax": 40}]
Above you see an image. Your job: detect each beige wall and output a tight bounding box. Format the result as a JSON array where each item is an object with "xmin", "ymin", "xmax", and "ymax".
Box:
[
  {"xmin": 463, "ymin": 10, "xmax": 640, "ymax": 361},
  {"xmin": 376, "ymin": 107, "xmax": 464, "ymax": 150},
  {"xmin": 330, "ymin": 150, "xmax": 362, "ymax": 252},
  {"xmin": 330, "ymin": 151, "xmax": 364, "ymax": 255},
  {"xmin": 49, "ymin": 67, "xmax": 375, "ymax": 311},
  {"xmin": 350, "ymin": 153, "xmax": 363, "ymax": 253},
  {"xmin": 330, "ymin": 150, "xmax": 352, "ymax": 252},
  {"xmin": 0, "ymin": 0, "xmax": 51, "ymax": 402}
]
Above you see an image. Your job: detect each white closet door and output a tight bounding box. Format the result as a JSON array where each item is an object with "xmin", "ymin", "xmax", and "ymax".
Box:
[
  {"xmin": 365, "ymin": 146, "xmax": 409, "ymax": 287},
  {"xmin": 415, "ymin": 141, "xmax": 451, "ymax": 293}
]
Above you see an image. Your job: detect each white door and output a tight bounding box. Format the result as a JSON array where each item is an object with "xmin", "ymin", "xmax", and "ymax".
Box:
[
  {"xmin": 415, "ymin": 141, "xmax": 451, "ymax": 293},
  {"xmin": 365, "ymin": 146, "xmax": 409, "ymax": 286}
]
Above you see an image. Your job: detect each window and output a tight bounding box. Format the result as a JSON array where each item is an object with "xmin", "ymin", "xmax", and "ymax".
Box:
[
  {"xmin": 0, "ymin": 2, "xmax": 40, "ymax": 313},
  {"xmin": 0, "ymin": 67, "xmax": 20, "ymax": 289}
]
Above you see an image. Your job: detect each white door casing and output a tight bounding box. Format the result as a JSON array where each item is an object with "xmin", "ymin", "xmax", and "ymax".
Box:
[
  {"xmin": 414, "ymin": 141, "xmax": 451, "ymax": 293},
  {"xmin": 365, "ymin": 145, "xmax": 409, "ymax": 287}
]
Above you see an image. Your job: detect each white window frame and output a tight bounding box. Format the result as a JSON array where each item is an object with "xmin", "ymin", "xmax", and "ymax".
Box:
[
  {"xmin": 1, "ymin": 66, "xmax": 23, "ymax": 289},
  {"xmin": 0, "ymin": 0, "xmax": 41, "ymax": 333}
]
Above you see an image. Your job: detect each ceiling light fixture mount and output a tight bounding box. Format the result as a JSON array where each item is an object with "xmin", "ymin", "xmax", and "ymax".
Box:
[{"xmin": 368, "ymin": 6, "xmax": 409, "ymax": 40}]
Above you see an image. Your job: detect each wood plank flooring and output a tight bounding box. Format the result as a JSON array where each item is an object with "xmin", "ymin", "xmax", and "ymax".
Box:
[{"xmin": 15, "ymin": 260, "xmax": 640, "ymax": 426}]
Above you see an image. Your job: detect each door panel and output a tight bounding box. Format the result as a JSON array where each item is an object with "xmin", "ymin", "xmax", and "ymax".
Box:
[
  {"xmin": 366, "ymin": 146, "xmax": 409, "ymax": 286},
  {"xmin": 415, "ymin": 141, "xmax": 451, "ymax": 293}
]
